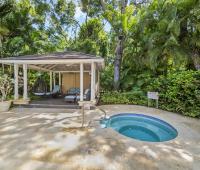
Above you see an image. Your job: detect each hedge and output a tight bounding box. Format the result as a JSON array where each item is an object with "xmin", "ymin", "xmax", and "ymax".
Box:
[{"xmin": 100, "ymin": 71, "xmax": 200, "ymax": 118}]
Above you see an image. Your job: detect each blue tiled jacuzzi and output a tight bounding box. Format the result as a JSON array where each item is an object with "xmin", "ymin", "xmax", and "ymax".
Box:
[{"xmin": 100, "ymin": 113, "xmax": 178, "ymax": 142}]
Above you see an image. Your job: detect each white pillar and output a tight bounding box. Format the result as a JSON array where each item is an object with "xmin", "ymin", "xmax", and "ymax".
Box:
[
  {"xmin": 59, "ymin": 72, "xmax": 61, "ymax": 92},
  {"xmin": 97, "ymin": 70, "xmax": 100, "ymax": 95},
  {"xmin": 23, "ymin": 64, "xmax": 28, "ymax": 100},
  {"xmin": 80, "ymin": 63, "xmax": 84, "ymax": 101},
  {"xmin": 90, "ymin": 62, "xmax": 96, "ymax": 101},
  {"xmin": 59, "ymin": 72, "xmax": 61, "ymax": 86},
  {"xmin": 53, "ymin": 72, "xmax": 56, "ymax": 87},
  {"xmin": 50, "ymin": 71, "xmax": 52, "ymax": 91},
  {"xmin": 14, "ymin": 64, "xmax": 19, "ymax": 100}
]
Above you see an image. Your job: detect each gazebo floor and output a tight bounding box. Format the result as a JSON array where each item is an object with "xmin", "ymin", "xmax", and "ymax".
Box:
[{"xmin": 14, "ymin": 97, "xmax": 80, "ymax": 109}]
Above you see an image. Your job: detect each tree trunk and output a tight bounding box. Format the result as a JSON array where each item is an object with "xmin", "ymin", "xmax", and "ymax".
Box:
[
  {"xmin": 100, "ymin": 0, "xmax": 128, "ymax": 90},
  {"xmin": 113, "ymin": 0, "xmax": 127, "ymax": 90},
  {"xmin": 191, "ymin": 49, "xmax": 200, "ymax": 70},
  {"xmin": 114, "ymin": 36, "xmax": 123, "ymax": 90}
]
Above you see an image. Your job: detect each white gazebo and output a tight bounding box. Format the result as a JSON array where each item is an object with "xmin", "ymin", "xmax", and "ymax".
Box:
[{"xmin": 0, "ymin": 51, "xmax": 104, "ymax": 107}]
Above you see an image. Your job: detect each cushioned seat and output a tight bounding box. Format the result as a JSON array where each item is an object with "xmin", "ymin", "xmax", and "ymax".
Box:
[
  {"xmin": 64, "ymin": 95, "xmax": 76, "ymax": 102},
  {"xmin": 67, "ymin": 88, "xmax": 80, "ymax": 95},
  {"xmin": 76, "ymin": 89, "xmax": 90, "ymax": 101}
]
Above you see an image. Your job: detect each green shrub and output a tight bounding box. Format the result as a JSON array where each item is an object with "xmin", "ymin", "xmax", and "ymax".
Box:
[
  {"xmin": 101, "ymin": 71, "xmax": 200, "ymax": 118},
  {"xmin": 100, "ymin": 65, "xmax": 114, "ymax": 91},
  {"xmin": 100, "ymin": 91, "xmax": 147, "ymax": 105},
  {"xmin": 147, "ymin": 71, "xmax": 200, "ymax": 117},
  {"xmin": 0, "ymin": 72, "xmax": 13, "ymax": 101}
]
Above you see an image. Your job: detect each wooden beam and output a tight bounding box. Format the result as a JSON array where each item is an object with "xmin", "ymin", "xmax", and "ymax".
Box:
[
  {"xmin": 45, "ymin": 64, "xmax": 55, "ymax": 69},
  {"xmin": 28, "ymin": 65, "xmax": 51, "ymax": 72},
  {"xmin": 38, "ymin": 64, "xmax": 51, "ymax": 69},
  {"xmin": 34, "ymin": 64, "xmax": 55, "ymax": 70},
  {"xmin": 54, "ymin": 71, "xmax": 90, "ymax": 73},
  {"xmin": 48, "ymin": 65, "xmax": 57, "ymax": 70}
]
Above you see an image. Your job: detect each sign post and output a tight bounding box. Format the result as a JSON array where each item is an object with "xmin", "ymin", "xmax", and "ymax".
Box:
[{"xmin": 147, "ymin": 92, "xmax": 159, "ymax": 108}]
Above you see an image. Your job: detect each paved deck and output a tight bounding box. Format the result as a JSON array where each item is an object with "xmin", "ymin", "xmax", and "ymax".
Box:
[{"xmin": 0, "ymin": 105, "xmax": 200, "ymax": 170}]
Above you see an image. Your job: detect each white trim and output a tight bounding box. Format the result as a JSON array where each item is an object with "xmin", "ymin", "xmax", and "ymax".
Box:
[
  {"xmin": 59, "ymin": 72, "xmax": 61, "ymax": 88},
  {"xmin": 23, "ymin": 64, "xmax": 28, "ymax": 100},
  {"xmin": 14, "ymin": 64, "xmax": 19, "ymax": 100},
  {"xmin": 53, "ymin": 72, "xmax": 56, "ymax": 87},
  {"xmin": 97, "ymin": 70, "xmax": 100, "ymax": 95},
  {"xmin": 0, "ymin": 59, "xmax": 104, "ymax": 65},
  {"xmin": 50, "ymin": 71, "xmax": 52, "ymax": 91},
  {"xmin": 90, "ymin": 62, "xmax": 96, "ymax": 101},
  {"xmin": 80, "ymin": 63, "xmax": 84, "ymax": 102}
]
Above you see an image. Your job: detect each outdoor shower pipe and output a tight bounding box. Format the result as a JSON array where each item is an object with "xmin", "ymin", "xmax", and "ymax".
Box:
[{"xmin": 86, "ymin": 106, "xmax": 107, "ymax": 128}]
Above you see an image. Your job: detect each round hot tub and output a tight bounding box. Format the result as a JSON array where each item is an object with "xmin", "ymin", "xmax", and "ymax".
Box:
[{"xmin": 100, "ymin": 113, "xmax": 178, "ymax": 142}]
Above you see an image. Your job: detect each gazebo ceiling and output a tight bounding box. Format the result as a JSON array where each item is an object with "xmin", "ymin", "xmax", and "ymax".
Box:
[
  {"xmin": 30, "ymin": 63, "xmax": 97, "ymax": 72},
  {"xmin": 0, "ymin": 51, "xmax": 104, "ymax": 72}
]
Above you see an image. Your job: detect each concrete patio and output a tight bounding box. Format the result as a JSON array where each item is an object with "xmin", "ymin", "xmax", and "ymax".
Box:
[{"xmin": 0, "ymin": 105, "xmax": 200, "ymax": 170}]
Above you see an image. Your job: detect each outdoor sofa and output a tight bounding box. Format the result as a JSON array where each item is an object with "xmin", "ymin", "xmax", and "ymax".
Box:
[
  {"xmin": 64, "ymin": 88, "xmax": 90, "ymax": 102},
  {"xmin": 64, "ymin": 88, "xmax": 80, "ymax": 102}
]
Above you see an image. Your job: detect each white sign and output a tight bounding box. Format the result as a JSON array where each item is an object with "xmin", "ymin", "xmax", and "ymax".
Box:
[{"xmin": 147, "ymin": 92, "xmax": 159, "ymax": 100}]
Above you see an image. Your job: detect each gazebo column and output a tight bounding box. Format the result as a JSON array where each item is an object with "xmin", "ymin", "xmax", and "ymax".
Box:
[
  {"xmin": 90, "ymin": 62, "xmax": 96, "ymax": 101},
  {"xmin": 80, "ymin": 63, "xmax": 84, "ymax": 101},
  {"xmin": 59, "ymin": 72, "xmax": 61, "ymax": 92},
  {"xmin": 14, "ymin": 64, "xmax": 19, "ymax": 100},
  {"xmin": 97, "ymin": 70, "xmax": 100, "ymax": 96},
  {"xmin": 50, "ymin": 71, "xmax": 52, "ymax": 91},
  {"xmin": 23, "ymin": 64, "xmax": 28, "ymax": 100},
  {"xmin": 53, "ymin": 72, "xmax": 56, "ymax": 87}
]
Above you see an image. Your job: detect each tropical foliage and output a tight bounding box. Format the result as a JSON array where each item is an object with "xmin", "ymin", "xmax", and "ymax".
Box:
[
  {"xmin": 101, "ymin": 71, "xmax": 200, "ymax": 117},
  {"xmin": 0, "ymin": 71, "xmax": 13, "ymax": 101},
  {"xmin": 0, "ymin": 0, "xmax": 200, "ymax": 117},
  {"xmin": 147, "ymin": 71, "xmax": 200, "ymax": 117}
]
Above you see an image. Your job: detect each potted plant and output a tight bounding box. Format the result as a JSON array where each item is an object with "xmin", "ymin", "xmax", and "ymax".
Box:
[{"xmin": 0, "ymin": 73, "xmax": 13, "ymax": 112}]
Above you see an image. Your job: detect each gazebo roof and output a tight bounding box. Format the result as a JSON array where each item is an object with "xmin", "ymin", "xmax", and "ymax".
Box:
[
  {"xmin": 0, "ymin": 51, "xmax": 104, "ymax": 72},
  {"xmin": 1, "ymin": 51, "xmax": 102, "ymax": 60}
]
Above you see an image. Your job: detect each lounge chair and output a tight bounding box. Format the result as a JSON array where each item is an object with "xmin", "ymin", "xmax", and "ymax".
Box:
[
  {"xmin": 66, "ymin": 88, "xmax": 80, "ymax": 95},
  {"xmin": 76, "ymin": 89, "xmax": 91, "ymax": 101},
  {"xmin": 64, "ymin": 88, "xmax": 80, "ymax": 103},
  {"xmin": 64, "ymin": 95, "xmax": 76, "ymax": 102},
  {"xmin": 33, "ymin": 85, "xmax": 60, "ymax": 97},
  {"xmin": 51, "ymin": 85, "xmax": 60, "ymax": 98}
]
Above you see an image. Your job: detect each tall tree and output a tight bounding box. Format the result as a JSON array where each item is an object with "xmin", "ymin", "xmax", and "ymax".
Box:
[
  {"xmin": 0, "ymin": 0, "xmax": 14, "ymax": 47},
  {"xmin": 1, "ymin": 0, "xmax": 77, "ymax": 57},
  {"xmin": 48, "ymin": 0, "xmax": 76, "ymax": 49},
  {"xmin": 73, "ymin": 18, "xmax": 108, "ymax": 56},
  {"xmin": 80, "ymin": 0, "xmax": 137, "ymax": 90}
]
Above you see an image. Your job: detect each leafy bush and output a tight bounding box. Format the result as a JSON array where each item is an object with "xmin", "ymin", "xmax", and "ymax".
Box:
[
  {"xmin": 147, "ymin": 71, "xmax": 200, "ymax": 118},
  {"xmin": 0, "ymin": 72, "xmax": 13, "ymax": 101},
  {"xmin": 101, "ymin": 71, "xmax": 200, "ymax": 118},
  {"xmin": 100, "ymin": 91, "xmax": 147, "ymax": 105},
  {"xmin": 100, "ymin": 65, "xmax": 114, "ymax": 91}
]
